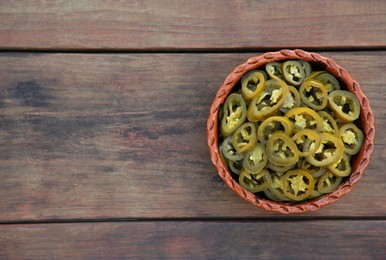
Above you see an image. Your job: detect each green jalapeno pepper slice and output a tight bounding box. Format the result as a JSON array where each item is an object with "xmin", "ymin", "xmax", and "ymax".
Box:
[
  {"xmin": 232, "ymin": 122, "xmax": 258, "ymax": 154},
  {"xmin": 282, "ymin": 60, "xmax": 306, "ymax": 86},
  {"xmin": 267, "ymin": 173, "xmax": 293, "ymax": 202},
  {"xmin": 267, "ymin": 161, "xmax": 296, "ymax": 173},
  {"xmin": 221, "ymin": 136, "xmax": 244, "ymax": 162},
  {"xmin": 247, "ymin": 79, "xmax": 289, "ymax": 122},
  {"xmin": 267, "ymin": 131, "xmax": 299, "ymax": 166},
  {"xmin": 291, "ymin": 129, "xmax": 321, "ymax": 157},
  {"xmin": 239, "ymin": 168, "xmax": 272, "ymax": 193},
  {"xmin": 339, "ymin": 123, "xmax": 364, "ymax": 155},
  {"xmin": 328, "ymin": 153, "xmax": 351, "ymax": 177},
  {"xmin": 298, "ymin": 157, "xmax": 327, "ymax": 178},
  {"xmin": 318, "ymin": 111, "xmax": 339, "ymax": 136},
  {"xmin": 266, "ymin": 62, "xmax": 284, "ymax": 81},
  {"xmin": 257, "ymin": 116, "xmax": 294, "ymax": 144},
  {"xmin": 315, "ymin": 72, "xmax": 341, "ymax": 93},
  {"xmin": 299, "ymin": 60, "xmax": 312, "ymax": 78},
  {"xmin": 305, "ymin": 133, "xmax": 344, "ymax": 167},
  {"xmin": 285, "ymin": 107, "xmax": 323, "ymax": 132},
  {"xmin": 228, "ymin": 159, "xmax": 243, "ymax": 175},
  {"xmin": 241, "ymin": 70, "xmax": 266, "ymax": 100},
  {"xmin": 317, "ymin": 170, "xmax": 343, "ymax": 193},
  {"xmin": 279, "ymin": 85, "xmax": 301, "ymax": 113},
  {"xmin": 220, "ymin": 93, "xmax": 247, "ymax": 137},
  {"xmin": 282, "ymin": 169, "xmax": 315, "ymax": 201},
  {"xmin": 328, "ymin": 90, "xmax": 360, "ymax": 122},
  {"xmin": 299, "ymin": 79, "xmax": 328, "ymax": 110},
  {"xmin": 243, "ymin": 143, "xmax": 268, "ymax": 173}
]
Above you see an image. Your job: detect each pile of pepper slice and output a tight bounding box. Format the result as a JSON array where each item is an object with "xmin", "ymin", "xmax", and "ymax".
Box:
[{"xmin": 219, "ymin": 60, "xmax": 364, "ymax": 202}]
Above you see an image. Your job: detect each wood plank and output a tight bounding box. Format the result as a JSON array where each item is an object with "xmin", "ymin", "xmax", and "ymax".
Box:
[
  {"xmin": 0, "ymin": 52, "xmax": 385, "ymax": 221},
  {"xmin": 1, "ymin": 220, "xmax": 385, "ymax": 259},
  {"xmin": 0, "ymin": 0, "xmax": 386, "ymax": 50}
]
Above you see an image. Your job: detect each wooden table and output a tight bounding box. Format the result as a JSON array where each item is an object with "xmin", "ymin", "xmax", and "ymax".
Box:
[{"xmin": 1, "ymin": 1, "xmax": 385, "ymax": 258}]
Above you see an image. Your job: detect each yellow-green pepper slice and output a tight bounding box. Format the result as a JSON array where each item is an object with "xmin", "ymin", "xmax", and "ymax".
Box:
[
  {"xmin": 282, "ymin": 60, "xmax": 306, "ymax": 86},
  {"xmin": 232, "ymin": 122, "xmax": 258, "ymax": 154},
  {"xmin": 318, "ymin": 111, "xmax": 339, "ymax": 136},
  {"xmin": 243, "ymin": 143, "xmax": 267, "ymax": 173},
  {"xmin": 266, "ymin": 131, "xmax": 299, "ymax": 166},
  {"xmin": 220, "ymin": 93, "xmax": 247, "ymax": 137},
  {"xmin": 241, "ymin": 70, "xmax": 266, "ymax": 100},
  {"xmin": 317, "ymin": 170, "xmax": 343, "ymax": 193},
  {"xmin": 221, "ymin": 136, "xmax": 244, "ymax": 162},
  {"xmin": 328, "ymin": 90, "xmax": 360, "ymax": 122},
  {"xmin": 266, "ymin": 62, "xmax": 284, "ymax": 81},
  {"xmin": 291, "ymin": 129, "xmax": 321, "ymax": 157},
  {"xmin": 239, "ymin": 168, "xmax": 272, "ymax": 193},
  {"xmin": 315, "ymin": 72, "xmax": 341, "ymax": 93},
  {"xmin": 299, "ymin": 79, "xmax": 328, "ymax": 110},
  {"xmin": 339, "ymin": 123, "xmax": 364, "ymax": 155},
  {"xmin": 285, "ymin": 107, "xmax": 323, "ymax": 132},
  {"xmin": 257, "ymin": 116, "xmax": 294, "ymax": 144},
  {"xmin": 328, "ymin": 153, "xmax": 351, "ymax": 177},
  {"xmin": 279, "ymin": 85, "xmax": 301, "ymax": 113},
  {"xmin": 282, "ymin": 169, "xmax": 315, "ymax": 201},
  {"xmin": 305, "ymin": 133, "xmax": 344, "ymax": 167},
  {"xmin": 298, "ymin": 158, "xmax": 327, "ymax": 178},
  {"xmin": 247, "ymin": 79, "xmax": 289, "ymax": 122}
]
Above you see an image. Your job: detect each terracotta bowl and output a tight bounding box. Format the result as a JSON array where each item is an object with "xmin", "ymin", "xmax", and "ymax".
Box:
[{"xmin": 207, "ymin": 49, "xmax": 375, "ymax": 214}]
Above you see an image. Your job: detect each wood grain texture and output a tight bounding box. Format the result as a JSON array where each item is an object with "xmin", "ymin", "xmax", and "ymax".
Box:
[
  {"xmin": 1, "ymin": 220, "xmax": 385, "ymax": 259},
  {"xmin": 0, "ymin": 0, "xmax": 386, "ymax": 50},
  {"xmin": 0, "ymin": 52, "xmax": 385, "ymax": 221}
]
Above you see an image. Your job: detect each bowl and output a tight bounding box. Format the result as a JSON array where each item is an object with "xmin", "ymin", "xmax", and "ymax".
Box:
[{"xmin": 207, "ymin": 49, "xmax": 375, "ymax": 214}]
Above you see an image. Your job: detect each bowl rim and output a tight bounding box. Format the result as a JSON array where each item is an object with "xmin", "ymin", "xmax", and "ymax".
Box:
[{"xmin": 207, "ymin": 49, "xmax": 375, "ymax": 214}]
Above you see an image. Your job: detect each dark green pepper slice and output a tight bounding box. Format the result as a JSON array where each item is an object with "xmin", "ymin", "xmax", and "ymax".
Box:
[
  {"xmin": 221, "ymin": 136, "xmax": 243, "ymax": 161},
  {"xmin": 228, "ymin": 159, "xmax": 243, "ymax": 175},
  {"xmin": 266, "ymin": 62, "xmax": 284, "ymax": 81},
  {"xmin": 298, "ymin": 158, "xmax": 327, "ymax": 178},
  {"xmin": 239, "ymin": 168, "xmax": 272, "ymax": 193},
  {"xmin": 328, "ymin": 90, "xmax": 360, "ymax": 122},
  {"xmin": 299, "ymin": 60, "xmax": 312, "ymax": 78},
  {"xmin": 282, "ymin": 60, "xmax": 306, "ymax": 86},
  {"xmin": 315, "ymin": 72, "xmax": 341, "ymax": 93},
  {"xmin": 339, "ymin": 123, "xmax": 364, "ymax": 155},
  {"xmin": 282, "ymin": 169, "xmax": 315, "ymax": 201},
  {"xmin": 220, "ymin": 93, "xmax": 247, "ymax": 137},
  {"xmin": 299, "ymin": 79, "xmax": 328, "ymax": 110},
  {"xmin": 232, "ymin": 122, "xmax": 258, "ymax": 154}
]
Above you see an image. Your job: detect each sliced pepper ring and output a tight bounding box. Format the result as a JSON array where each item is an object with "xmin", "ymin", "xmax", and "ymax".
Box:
[
  {"xmin": 239, "ymin": 168, "xmax": 272, "ymax": 193},
  {"xmin": 247, "ymin": 79, "xmax": 289, "ymax": 122},
  {"xmin": 305, "ymin": 133, "xmax": 344, "ymax": 167},
  {"xmin": 221, "ymin": 136, "xmax": 244, "ymax": 162},
  {"xmin": 318, "ymin": 111, "xmax": 339, "ymax": 136},
  {"xmin": 266, "ymin": 62, "xmax": 284, "ymax": 81},
  {"xmin": 328, "ymin": 90, "xmax": 360, "ymax": 122},
  {"xmin": 315, "ymin": 72, "xmax": 341, "ymax": 93},
  {"xmin": 243, "ymin": 143, "xmax": 268, "ymax": 173},
  {"xmin": 299, "ymin": 79, "xmax": 328, "ymax": 110},
  {"xmin": 291, "ymin": 129, "xmax": 321, "ymax": 157},
  {"xmin": 266, "ymin": 131, "xmax": 299, "ymax": 166},
  {"xmin": 285, "ymin": 107, "xmax": 323, "ymax": 132},
  {"xmin": 298, "ymin": 158, "xmax": 327, "ymax": 178},
  {"xmin": 282, "ymin": 60, "xmax": 306, "ymax": 86},
  {"xmin": 232, "ymin": 122, "xmax": 258, "ymax": 154},
  {"xmin": 257, "ymin": 116, "xmax": 294, "ymax": 144},
  {"xmin": 279, "ymin": 85, "xmax": 301, "ymax": 113},
  {"xmin": 317, "ymin": 170, "xmax": 343, "ymax": 193},
  {"xmin": 228, "ymin": 159, "xmax": 243, "ymax": 175},
  {"xmin": 220, "ymin": 93, "xmax": 247, "ymax": 137},
  {"xmin": 299, "ymin": 60, "xmax": 312, "ymax": 78},
  {"xmin": 241, "ymin": 70, "xmax": 266, "ymax": 100},
  {"xmin": 328, "ymin": 153, "xmax": 351, "ymax": 177},
  {"xmin": 339, "ymin": 123, "xmax": 364, "ymax": 155},
  {"xmin": 282, "ymin": 169, "xmax": 315, "ymax": 201}
]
